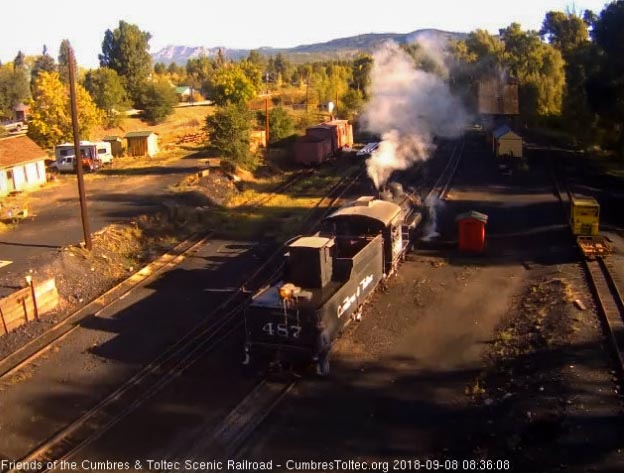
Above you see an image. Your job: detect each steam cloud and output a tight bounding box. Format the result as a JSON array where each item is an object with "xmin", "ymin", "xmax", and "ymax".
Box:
[{"xmin": 362, "ymin": 40, "xmax": 469, "ymax": 189}]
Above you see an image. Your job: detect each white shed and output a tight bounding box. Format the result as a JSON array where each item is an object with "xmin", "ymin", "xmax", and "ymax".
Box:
[
  {"xmin": 492, "ymin": 125, "xmax": 523, "ymax": 158},
  {"xmin": 0, "ymin": 136, "xmax": 47, "ymax": 196}
]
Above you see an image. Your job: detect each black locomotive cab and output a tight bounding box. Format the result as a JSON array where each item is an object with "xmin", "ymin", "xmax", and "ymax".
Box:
[{"xmin": 322, "ymin": 197, "xmax": 407, "ymax": 276}]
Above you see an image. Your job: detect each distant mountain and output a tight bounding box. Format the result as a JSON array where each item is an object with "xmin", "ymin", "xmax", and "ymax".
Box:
[{"xmin": 151, "ymin": 29, "xmax": 467, "ymax": 65}]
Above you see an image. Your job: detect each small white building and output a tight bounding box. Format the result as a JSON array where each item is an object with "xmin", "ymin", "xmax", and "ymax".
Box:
[
  {"xmin": 0, "ymin": 136, "xmax": 47, "ymax": 196},
  {"xmin": 125, "ymin": 131, "xmax": 159, "ymax": 157},
  {"xmin": 492, "ymin": 125, "xmax": 523, "ymax": 158}
]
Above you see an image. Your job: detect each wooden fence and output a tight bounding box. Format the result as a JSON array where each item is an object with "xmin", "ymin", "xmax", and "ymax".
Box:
[{"xmin": 0, "ymin": 278, "xmax": 59, "ymax": 336}]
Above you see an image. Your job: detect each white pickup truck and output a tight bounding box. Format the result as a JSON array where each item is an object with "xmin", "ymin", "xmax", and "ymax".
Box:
[{"xmin": 1, "ymin": 120, "xmax": 24, "ymax": 133}]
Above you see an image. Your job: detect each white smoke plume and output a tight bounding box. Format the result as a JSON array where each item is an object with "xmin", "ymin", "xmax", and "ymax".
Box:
[
  {"xmin": 421, "ymin": 196, "xmax": 445, "ymax": 241},
  {"xmin": 362, "ymin": 41, "xmax": 469, "ymax": 189}
]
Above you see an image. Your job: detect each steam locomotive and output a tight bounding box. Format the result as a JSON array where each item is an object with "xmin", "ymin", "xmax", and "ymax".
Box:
[{"xmin": 243, "ymin": 183, "xmax": 421, "ymax": 374}]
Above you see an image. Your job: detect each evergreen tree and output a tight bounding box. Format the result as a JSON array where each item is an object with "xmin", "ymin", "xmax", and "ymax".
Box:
[
  {"xmin": 0, "ymin": 64, "xmax": 30, "ymax": 116},
  {"xmin": 31, "ymin": 45, "xmax": 57, "ymax": 90},
  {"xmin": 99, "ymin": 21, "xmax": 152, "ymax": 105},
  {"xmin": 13, "ymin": 51, "xmax": 25, "ymax": 71},
  {"xmin": 83, "ymin": 67, "xmax": 129, "ymax": 127},
  {"xmin": 57, "ymin": 39, "xmax": 76, "ymax": 84},
  {"xmin": 205, "ymin": 103, "xmax": 253, "ymax": 165},
  {"xmin": 138, "ymin": 79, "xmax": 178, "ymax": 125}
]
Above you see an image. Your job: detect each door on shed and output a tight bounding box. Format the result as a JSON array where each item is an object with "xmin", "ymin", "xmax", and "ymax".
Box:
[
  {"xmin": 11, "ymin": 166, "xmax": 26, "ymax": 191},
  {"xmin": 0, "ymin": 171, "xmax": 8, "ymax": 196}
]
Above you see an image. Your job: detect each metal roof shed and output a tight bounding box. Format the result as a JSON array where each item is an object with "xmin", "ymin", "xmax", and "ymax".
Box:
[
  {"xmin": 102, "ymin": 136, "xmax": 124, "ymax": 157},
  {"xmin": 125, "ymin": 131, "xmax": 159, "ymax": 157}
]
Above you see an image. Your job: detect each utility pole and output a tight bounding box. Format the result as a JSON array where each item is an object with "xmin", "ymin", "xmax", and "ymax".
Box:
[
  {"xmin": 68, "ymin": 45, "xmax": 92, "ymax": 251},
  {"xmin": 265, "ymin": 96, "xmax": 270, "ymax": 156}
]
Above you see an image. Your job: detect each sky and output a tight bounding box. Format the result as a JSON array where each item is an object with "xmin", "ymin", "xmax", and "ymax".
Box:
[{"xmin": 0, "ymin": 0, "xmax": 611, "ymax": 68}]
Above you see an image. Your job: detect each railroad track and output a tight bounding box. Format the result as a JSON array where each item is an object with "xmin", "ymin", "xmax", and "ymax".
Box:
[
  {"xmin": 0, "ymin": 166, "xmax": 318, "ymax": 384},
  {"xmin": 586, "ymin": 257, "xmax": 624, "ymax": 371},
  {"xmin": 550, "ymin": 157, "xmax": 624, "ymax": 374},
  {"xmin": 240, "ymin": 168, "xmax": 315, "ymax": 208},
  {"xmin": 0, "ymin": 233, "xmax": 212, "ymax": 382},
  {"xmin": 179, "ymin": 146, "xmax": 469, "ymax": 468},
  {"xmin": 425, "ymin": 137, "xmax": 466, "ymax": 202},
  {"xmin": 4, "ymin": 164, "xmax": 365, "ymax": 473}
]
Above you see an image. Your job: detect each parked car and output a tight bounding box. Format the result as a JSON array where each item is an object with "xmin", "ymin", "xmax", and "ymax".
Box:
[
  {"xmin": 50, "ymin": 156, "xmax": 101, "ymax": 173},
  {"xmin": 1, "ymin": 120, "xmax": 24, "ymax": 133}
]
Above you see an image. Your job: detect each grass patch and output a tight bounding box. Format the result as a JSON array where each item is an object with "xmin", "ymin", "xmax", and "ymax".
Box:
[{"xmin": 170, "ymin": 163, "xmax": 359, "ymax": 241}]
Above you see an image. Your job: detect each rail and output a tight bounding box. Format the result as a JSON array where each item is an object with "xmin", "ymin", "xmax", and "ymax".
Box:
[
  {"xmin": 550, "ymin": 157, "xmax": 624, "ymax": 374},
  {"xmin": 425, "ymin": 137, "xmax": 466, "ymax": 202}
]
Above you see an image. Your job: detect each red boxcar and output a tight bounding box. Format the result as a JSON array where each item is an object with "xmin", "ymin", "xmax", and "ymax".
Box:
[{"xmin": 294, "ymin": 136, "xmax": 333, "ymax": 165}]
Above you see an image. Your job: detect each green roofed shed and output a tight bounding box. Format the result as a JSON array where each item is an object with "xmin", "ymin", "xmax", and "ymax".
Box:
[
  {"xmin": 124, "ymin": 131, "xmax": 159, "ymax": 157},
  {"xmin": 102, "ymin": 136, "xmax": 123, "ymax": 157}
]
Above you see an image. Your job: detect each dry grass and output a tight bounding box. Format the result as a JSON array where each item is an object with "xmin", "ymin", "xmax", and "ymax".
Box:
[{"xmin": 90, "ymin": 105, "xmax": 213, "ymax": 146}]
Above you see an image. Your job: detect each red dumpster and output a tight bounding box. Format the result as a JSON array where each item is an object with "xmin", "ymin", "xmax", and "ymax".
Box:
[{"xmin": 456, "ymin": 211, "xmax": 488, "ymax": 252}]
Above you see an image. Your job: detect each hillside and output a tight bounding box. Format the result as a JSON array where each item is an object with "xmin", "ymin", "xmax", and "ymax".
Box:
[{"xmin": 151, "ymin": 29, "xmax": 467, "ymax": 65}]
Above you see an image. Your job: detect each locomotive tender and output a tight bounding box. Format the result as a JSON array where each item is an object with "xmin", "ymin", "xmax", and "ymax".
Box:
[{"xmin": 244, "ymin": 185, "xmax": 421, "ymax": 374}]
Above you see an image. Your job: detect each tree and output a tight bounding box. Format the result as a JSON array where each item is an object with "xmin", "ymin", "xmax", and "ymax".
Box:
[
  {"xmin": 215, "ymin": 48, "xmax": 227, "ymax": 69},
  {"xmin": 13, "ymin": 51, "xmax": 25, "ymax": 71},
  {"xmin": 205, "ymin": 65, "xmax": 257, "ymax": 106},
  {"xmin": 350, "ymin": 55, "xmax": 373, "ymax": 97},
  {"xmin": 99, "ymin": 21, "xmax": 152, "ymax": 105},
  {"xmin": 451, "ymin": 29, "xmax": 505, "ymax": 77},
  {"xmin": 499, "ymin": 23, "xmax": 565, "ymax": 118},
  {"xmin": 28, "ymin": 71, "xmax": 102, "ymax": 147},
  {"xmin": 257, "ymin": 106, "xmax": 295, "ymax": 144},
  {"xmin": 83, "ymin": 67, "xmax": 129, "ymax": 127},
  {"xmin": 541, "ymin": 11, "xmax": 589, "ymax": 56},
  {"xmin": 541, "ymin": 11, "xmax": 594, "ymax": 141},
  {"xmin": 205, "ymin": 103, "xmax": 253, "ymax": 165},
  {"xmin": 336, "ymin": 89, "xmax": 364, "ymax": 119},
  {"xmin": 186, "ymin": 56, "xmax": 214, "ymax": 93},
  {"xmin": 0, "ymin": 64, "xmax": 30, "ymax": 117},
  {"xmin": 57, "ymin": 39, "xmax": 76, "ymax": 84},
  {"xmin": 589, "ymin": 0, "xmax": 624, "ymax": 153},
  {"xmin": 31, "ymin": 46, "xmax": 57, "ymax": 90},
  {"xmin": 272, "ymin": 53, "xmax": 290, "ymax": 83},
  {"xmin": 167, "ymin": 62, "xmax": 183, "ymax": 76},
  {"xmin": 240, "ymin": 60, "xmax": 263, "ymax": 91},
  {"xmin": 247, "ymin": 50, "xmax": 266, "ymax": 69},
  {"xmin": 153, "ymin": 62, "xmax": 167, "ymax": 75},
  {"xmin": 139, "ymin": 79, "xmax": 178, "ymax": 125},
  {"xmin": 401, "ymin": 43, "xmax": 441, "ymax": 75}
]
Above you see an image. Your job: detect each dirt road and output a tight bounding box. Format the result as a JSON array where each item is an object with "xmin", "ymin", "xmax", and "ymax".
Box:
[{"xmin": 0, "ymin": 156, "xmax": 204, "ymax": 296}]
